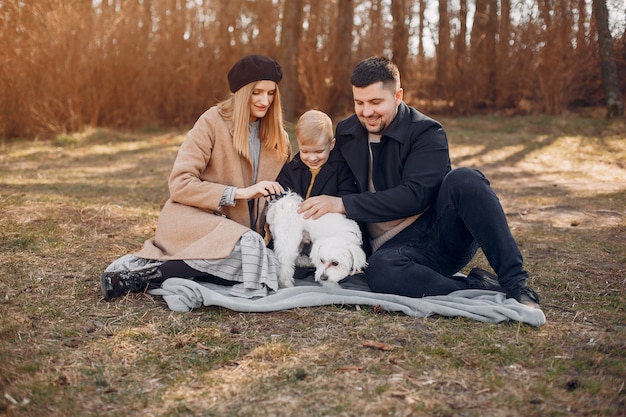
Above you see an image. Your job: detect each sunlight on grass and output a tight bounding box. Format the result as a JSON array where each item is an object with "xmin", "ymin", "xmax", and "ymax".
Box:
[{"xmin": 0, "ymin": 117, "xmax": 625, "ymax": 417}]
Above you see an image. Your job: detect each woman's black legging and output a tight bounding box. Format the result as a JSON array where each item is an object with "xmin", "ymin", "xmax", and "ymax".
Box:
[{"xmin": 157, "ymin": 260, "xmax": 236, "ymax": 286}]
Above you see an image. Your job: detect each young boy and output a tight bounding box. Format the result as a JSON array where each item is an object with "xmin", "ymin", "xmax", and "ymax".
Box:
[
  {"xmin": 274, "ymin": 110, "xmax": 362, "ymax": 284},
  {"xmin": 277, "ymin": 110, "xmax": 357, "ymax": 198}
]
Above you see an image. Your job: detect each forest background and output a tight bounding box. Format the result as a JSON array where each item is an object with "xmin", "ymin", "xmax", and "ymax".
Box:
[
  {"xmin": 1, "ymin": 2, "xmax": 626, "ymax": 415},
  {"xmin": 0, "ymin": 0, "xmax": 625, "ymax": 140}
]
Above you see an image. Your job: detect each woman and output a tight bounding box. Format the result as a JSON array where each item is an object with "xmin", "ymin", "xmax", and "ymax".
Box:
[{"xmin": 101, "ymin": 54, "xmax": 291, "ymax": 300}]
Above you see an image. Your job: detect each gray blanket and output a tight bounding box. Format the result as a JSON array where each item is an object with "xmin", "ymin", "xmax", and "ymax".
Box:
[{"xmin": 149, "ymin": 277, "xmax": 546, "ymax": 326}]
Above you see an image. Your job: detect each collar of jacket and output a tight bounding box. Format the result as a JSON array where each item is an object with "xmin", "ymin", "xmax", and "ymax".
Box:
[{"xmin": 341, "ymin": 102, "xmax": 412, "ymax": 144}]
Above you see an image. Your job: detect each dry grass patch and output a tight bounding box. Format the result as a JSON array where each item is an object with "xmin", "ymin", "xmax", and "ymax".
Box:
[{"xmin": 0, "ymin": 117, "xmax": 625, "ymax": 417}]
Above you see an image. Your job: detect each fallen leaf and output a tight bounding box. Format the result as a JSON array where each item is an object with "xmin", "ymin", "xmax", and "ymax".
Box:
[{"xmin": 363, "ymin": 340, "xmax": 394, "ymax": 351}]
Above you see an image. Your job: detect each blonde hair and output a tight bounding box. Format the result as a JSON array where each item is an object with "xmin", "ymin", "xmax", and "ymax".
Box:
[
  {"xmin": 217, "ymin": 82, "xmax": 289, "ymax": 161},
  {"xmin": 295, "ymin": 110, "xmax": 334, "ymax": 147}
]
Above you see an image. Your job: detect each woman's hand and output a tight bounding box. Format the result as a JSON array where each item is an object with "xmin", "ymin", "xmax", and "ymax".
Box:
[{"xmin": 235, "ymin": 181, "xmax": 285, "ymax": 200}]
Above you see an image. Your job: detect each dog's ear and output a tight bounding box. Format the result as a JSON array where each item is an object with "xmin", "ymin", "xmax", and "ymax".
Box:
[
  {"xmin": 348, "ymin": 244, "xmax": 367, "ymax": 274},
  {"xmin": 309, "ymin": 240, "xmax": 321, "ymax": 264}
]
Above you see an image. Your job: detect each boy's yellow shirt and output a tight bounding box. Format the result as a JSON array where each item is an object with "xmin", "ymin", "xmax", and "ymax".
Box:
[{"xmin": 305, "ymin": 167, "xmax": 321, "ymax": 199}]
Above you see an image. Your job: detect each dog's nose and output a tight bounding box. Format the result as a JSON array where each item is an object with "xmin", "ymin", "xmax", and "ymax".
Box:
[{"xmin": 320, "ymin": 274, "xmax": 328, "ymax": 281}]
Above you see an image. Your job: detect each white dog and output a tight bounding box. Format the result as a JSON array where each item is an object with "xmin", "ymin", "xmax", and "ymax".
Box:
[{"xmin": 265, "ymin": 191, "xmax": 367, "ymax": 288}]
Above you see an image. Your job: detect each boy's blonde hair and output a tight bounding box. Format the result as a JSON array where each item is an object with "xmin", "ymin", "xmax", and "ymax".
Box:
[
  {"xmin": 217, "ymin": 82, "xmax": 290, "ymax": 161},
  {"xmin": 295, "ymin": 110, "xmax": 334, "ymax": 147}
]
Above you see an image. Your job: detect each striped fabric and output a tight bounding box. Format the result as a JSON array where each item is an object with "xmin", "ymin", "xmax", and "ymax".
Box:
[{"xmin": 103, "ymin": 230, "xmax": 280, "ymax": 299}]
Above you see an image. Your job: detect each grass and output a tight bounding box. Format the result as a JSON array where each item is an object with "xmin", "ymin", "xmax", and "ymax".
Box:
[{"xmin": 0, "ymin": 116, "xmax": 625, "ymax": 417}]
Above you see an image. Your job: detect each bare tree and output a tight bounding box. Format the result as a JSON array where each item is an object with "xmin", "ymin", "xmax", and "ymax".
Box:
[
  {"xmin": 279, "ymin": 0, "xmax": 303, "ymax": 122},
  {"xmin": 297, "ymin": 0, "xmax": 340, "ymax": 113},
  {"xmin": 593, "ymin": 0, "xmax": 624, "ymax": 117},
  {"xmin": 469, "ymin": 0, "xmax": 497, "ymax": 109},
  {"xmin": 416, "ymin": 0, "xmax": 426, "ymax": 70},
  {"xmin": 352, "ymin": 0, "xmax": 384, "ymax": 58},
  {"xmin": 436, "ymin": 0, "xmax": 450, "ymax": 96},
  {"xmin": 2, "ymin": 0, "xmax": 623, "ymax": 138},
  {"xmin": 391, "ymin": 0, "xmax": 409, "ymax": 75},
  {"xmin": 456, "ymin": 0, "xmax": 468, "ymax": 66},
  {"xmin": 496, "ymin": 0, "xmax": 513, "ymax": 108},
  {"xmin": 535, "ymin": 0, "xmax": 577, "ymax": 114},
  {"xmin": 328, "ymin": 0, "xmax": 355, "ymax": 119},
  {"xmin": 452, "ymin": 0, "xmax": 469, "ymax": 113},
  {"xmin": 577, "ymin": 0, "xmax": 588, "ymax": 51}
]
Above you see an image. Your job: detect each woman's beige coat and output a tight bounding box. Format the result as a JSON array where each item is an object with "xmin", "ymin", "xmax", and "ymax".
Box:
[{"xmin": 135, "ymin": 106, "xmax": 291, "ymax": 261}]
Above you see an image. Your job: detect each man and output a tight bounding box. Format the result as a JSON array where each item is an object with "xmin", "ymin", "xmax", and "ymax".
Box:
[{"xmin": 298, "ymin": 56, "xmax": 540, "ymax": 308}]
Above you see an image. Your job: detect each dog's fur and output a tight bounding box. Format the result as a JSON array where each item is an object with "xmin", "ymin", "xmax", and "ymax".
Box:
[{"xmin": 266, "ymin": 192, "xmax": 367, "ymax": 288}]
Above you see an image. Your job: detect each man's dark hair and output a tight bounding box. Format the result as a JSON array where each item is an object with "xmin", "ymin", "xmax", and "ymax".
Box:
[{"xmin": 350, "ymin": 56, "xmax": 400, "ymax": 90}]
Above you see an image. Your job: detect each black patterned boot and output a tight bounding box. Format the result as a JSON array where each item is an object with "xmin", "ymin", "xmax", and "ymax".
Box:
[{"xmin": 100, "ymin": 267, "xmax": 162, "ymax": 301}]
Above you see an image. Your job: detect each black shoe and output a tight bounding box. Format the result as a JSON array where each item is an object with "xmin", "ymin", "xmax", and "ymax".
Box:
[
  {"xmin": 467, "ymin": 267, "xmax": 505, "ymax": 292},
  {"xmin": 506, "ymin": 284, "xmax": 540, "ymax": 308},
  {"xmin": 100, "ymin": 267, "xmax": 162, "ymax": 301}
]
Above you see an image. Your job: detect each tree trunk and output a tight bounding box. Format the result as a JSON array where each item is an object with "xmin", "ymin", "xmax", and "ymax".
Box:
[
  {"xmin": 496, "ymin": 0, "xmax": 512, "ymax": 108},
  {"xmin": 486, "ymin": 0, "xmax": 497, "ymax": 107},
  {"xmin": 436, "ymin": 0, "xmax": 449, "ymax": 98},
  {"xmin": 391, "ymin": 0, "xmax": 409, "ymax": 76},
  {"xmin": 368, "ymin": 0, "xmax": 385, "ymax": 54},
  {"xmin": 577, "ymin": 0, "xmax": 588, "ymax": 50},
  {"xmin": 592, "ymin": 0, "xmax": 624, "ymax": 117},
  {"xmin": 417, "ymin": 0, "xmax": 425, "ymax": 69},
  {"xmin": 328, "ymin": 0, "xmax": 354, "ymax": 119},
  {"xmin": 279, "ymin": 0, "xmax": 303, "ymax": 122},
  {"xmin": 470, "ymin": 0, "xmax": 496, "ymax": 109},
  {"xmin": 453, "ymin": 0, "xmax": 469, "ymax": 113}
]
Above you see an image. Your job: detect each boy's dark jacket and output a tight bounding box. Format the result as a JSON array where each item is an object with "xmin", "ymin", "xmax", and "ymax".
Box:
[
  {"xmin": 277, "ymin": 149, "xmax": 358, "ymax": 198},
  {"xmin": 273, "ymin": 149, "xmax": 361, "ymax": 263}
]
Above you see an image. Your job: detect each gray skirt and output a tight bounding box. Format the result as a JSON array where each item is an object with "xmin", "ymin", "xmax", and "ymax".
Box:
[{"xmin": 103, "ymin": 230, "xmax": 280, "ymax": 298}]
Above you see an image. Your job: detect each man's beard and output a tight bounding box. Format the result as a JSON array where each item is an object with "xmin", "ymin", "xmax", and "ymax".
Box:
[{"xmin": 360, "ymin": 118, "xmax": 387, "ymax": 135}]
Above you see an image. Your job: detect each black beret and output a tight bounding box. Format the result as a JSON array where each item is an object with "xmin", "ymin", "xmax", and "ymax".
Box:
[{"xmin": 227, "ymin": 54, "xmax": 283, "ymax": 93}]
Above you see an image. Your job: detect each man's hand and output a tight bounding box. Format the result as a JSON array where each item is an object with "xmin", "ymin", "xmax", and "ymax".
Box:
[{"xmin": 298, "ymin": 195, "xmax": 345, "ymax": 219}]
